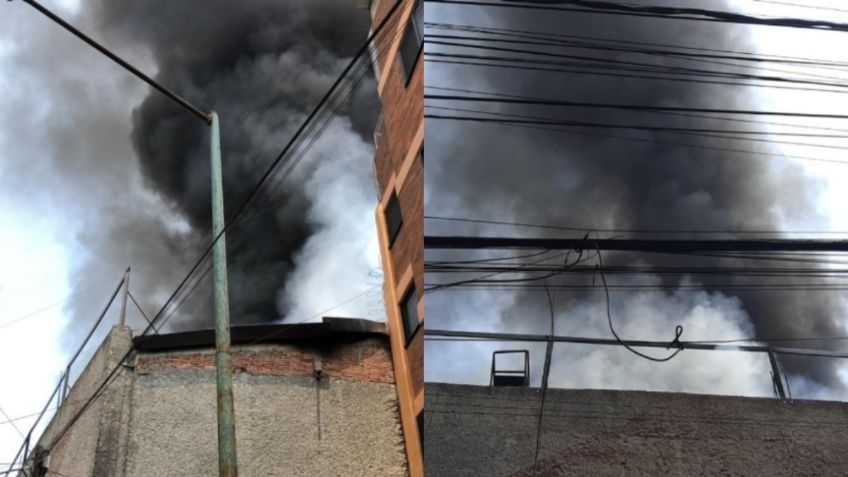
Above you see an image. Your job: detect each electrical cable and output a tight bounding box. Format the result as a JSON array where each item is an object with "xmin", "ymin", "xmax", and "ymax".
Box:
[
  {"xmin": 426, "ymin": 112, "xmax": 848, "ymax": 151},
  {"xmin": 424, "ymin": 32, "xmax": 848, "ymax": 81},
  {"xmin": 424, "ymin": 107, "xmax": 848, "ymax": 137},
  {"xmin": 425, "ymin": 92, "xmax": 848, "ymax": 120},
  {"xmin": 424, "ymin": 215, "xmax": 848, "ymax": 236},
  {"xmin": 424, "ymin": 0, "xmax": 848, "ymax": 33},
  {"xmin": 593, "ymin": 242, "xmax": 683, "ymax": 362},
  {"xmin": 754, "ymin": 0, "xmax": 848, "ymax": 14},
  {"xmin": 425, "ymin": 106, "xmax": 848, "ymax": 166},
  {"xmin": 426, "ymin": 56, "xmax": 848, "ymax": 95},
  {"xmin": 0, "ymin": 275, "xmax": 122, "ymax": 330},
  {"xmin": 425, "ymin": 21, "xmax": 848, "ymax": 70},
  {"xmin": 425, "ymin": 39, "xmax": 848, "ymax": 89},
  {"xmin": 532, "ymin": 282, "xmax": 555, "ymax": 477},
  {"xmin": 219, "ymin": 1, "xmax": 407, "ymax": 235},
  {"xmin": 17, "ymin": 0, "xmax": 211, "ymax": 123},
  {"xmin": 127, "ymin": 291, "xmax": 158, "ymax": 334},
  {"xmin": 0, "ymin": 406, "xmax": 25, "ymax": 438}
]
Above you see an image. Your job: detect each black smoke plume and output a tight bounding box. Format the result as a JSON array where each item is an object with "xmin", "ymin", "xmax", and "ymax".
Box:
[
  {"xmin": 425, "ymin": 1, "xmax": 846, "ymax": 393},
  {"xmin": 86, "ymin": 0, "xmax": 379, "ymax": 329}
]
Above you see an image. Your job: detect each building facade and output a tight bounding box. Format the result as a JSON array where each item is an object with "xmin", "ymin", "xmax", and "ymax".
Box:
[
  {"xmin": 19, "ymin": 320, "xmax": 408, "ymax": 476},
  {"xmin": 364, "ymin": 0, "xmax": 425, "ymax": 475},
  {"xmin": 425, "ymin": 383, "xmax": 848, "ymax": 476}
]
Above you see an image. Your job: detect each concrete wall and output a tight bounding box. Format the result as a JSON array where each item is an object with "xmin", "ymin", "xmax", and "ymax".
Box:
[
  {"xmin": 27, "ymin": 325, "xmax": 134, "ymax": 477},
  {"xmin": 124, "ymin": 339, "xmax": 407, "ymax": 477},
  {"xmin": 425, "ymin": 383, "xmax": 848, "ymax": 477},
  {"xmin": 27, "ymin": 327, "xmax": 408, "ymax": 477}
]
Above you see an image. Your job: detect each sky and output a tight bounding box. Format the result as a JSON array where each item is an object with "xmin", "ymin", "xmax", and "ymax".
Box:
[
  {"xmin": 0, "ymin": 0, "xmax": 381, "ymax": 464},
  {"xmin": 424, "ymin": 0, "xmax": 848, "ymax": 400}
]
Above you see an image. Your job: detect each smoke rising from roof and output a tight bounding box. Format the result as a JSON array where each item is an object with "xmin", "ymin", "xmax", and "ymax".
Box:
[
  {"xmin": 84, "ymin": 0, "xmax": 382, "ymax": 329},
  {"xmin": 425, "ymin": 1, "xmax": 847, "ymax": 395}
]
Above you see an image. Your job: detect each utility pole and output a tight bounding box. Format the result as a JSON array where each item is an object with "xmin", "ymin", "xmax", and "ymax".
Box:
[
  {"xmin": 14, "ymin": 1, "xmax": 239, "ymax": 474},
  {"xmin": 210, "ymin": 112, "xmax": 238, "ymax": 476}
]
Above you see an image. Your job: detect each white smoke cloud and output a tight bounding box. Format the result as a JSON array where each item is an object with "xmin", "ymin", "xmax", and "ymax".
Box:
[
  {"xmin": 426, "ymin": 286, "xmax": 776, "ymax": 397},
  {"xmin": 278, "ymin": 119, "xmax": 385, "ymax": 323}
]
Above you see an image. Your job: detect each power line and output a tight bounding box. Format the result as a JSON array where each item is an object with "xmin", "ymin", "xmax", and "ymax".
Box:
[
  {"xmin": 594, "ymin": 243, "xmax": 683, "ymax": 362},
  {"xmin": 427, "ymin": 56, "xmax": 848, "ymax": 96},
  {"xmin": 17, "ymin": 0, "xmax": 211, "ymax": 123},
  {"xmin": 127, "ymin": 291, "xmax": 158, "ymax": 334},
  {"xmin": 424, "ymin": 215, "xmax": 848, "ymax": 235},
  {"xmin": 211, "ymin": 0, "xmax": 410, "ymax": 244},
  {"xmin": 426, "ymin": 111, "xmax": 848, "ymax": 154},
  {"xmin": 0, "ymin": 275, "xmax": 121, "ymax": 330},
  {"xmin": 425, "ymin": 93, "xmax": 848, "ymax": 120},
  {"xmin": 0, "ymin": 405, "xmax": 24, "ymax": 439},
  {"xmin": 426, "ymin": 86, "xmax": 848, "ymax": 135},
  {"xmin": 425, "ymin": 103, "xmax": 848, "ymax": 166},
  {"xmin": 424, "ymin": 30, "xmax": 848, "ymax": 78},
  {"xmin": 424, "ymin": 235, "xmax": 848, "ymax": 253},
  {"xmin": 424, "ymin": 283, "xmax": 848, "ymax": 292},
  {"xmin": 423, "ymin": 329, "xmax": 848, "ymax": 359},
  {"xmin": 426, "ymin": 113, "xmax": 848, "ymax": 151},
  {"xmin": 425, "ymin": 109, "xmax": 848, "ymax": 137},
  {"xmin": 424, "ymin": 0, "xmax": 848, "ymax": 32},
  {"xmin": 425, "ymin": 40, "xmax": 848, "ymax": 89},
  {"xmin": 754, "ymin": 0, "xmax": 848, "ymax": 14},
  {"xmin": 426, "ymin": 264, "xmax": 848, "ymax": 279},
  {"xmin": 425, "ymin": 21, "xmax": 848, "ymax": 69}
]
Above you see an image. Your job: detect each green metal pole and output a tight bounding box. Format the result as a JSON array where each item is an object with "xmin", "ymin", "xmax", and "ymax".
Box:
[{"xmin": 210, "ymin": 112, "xmax": 239, "ymax": 477}]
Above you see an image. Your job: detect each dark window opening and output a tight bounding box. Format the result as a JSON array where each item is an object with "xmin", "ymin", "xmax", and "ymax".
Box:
[
  {"xmin": 385, "ymin": 191, "xmax": 403, "ymax": 247},
  {"xmin": 401, "ymin": 286, "xmax": 420, "ymax": 345},
  {"xmin": 417, "ymin": 409, "xmax": 424, "ymax": 450},
  {"xmin": 399, "ymin": 0, "xmax": 423, "ymax": 85}
]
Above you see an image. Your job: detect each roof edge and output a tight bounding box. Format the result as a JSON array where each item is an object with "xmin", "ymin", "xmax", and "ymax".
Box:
[{"xmin": 133, "ymin": 317, "xmax": 387, "ymax": 353}]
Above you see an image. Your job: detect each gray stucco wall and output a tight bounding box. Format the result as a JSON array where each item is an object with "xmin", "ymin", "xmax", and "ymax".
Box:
[
  {"xmin": 25, "ymin": 327, "xmax": 407, "ymax": 477},
  {"xmin": 123, "ymin": 367, "xmax": 407, "ymax": 477},
  {"xmin": 425, "ymin": 383, "xmax": 848, "ymax": 477},
  {"xmin": 27, "ymin": 325, "xmax": 134, "ymax": 477}
]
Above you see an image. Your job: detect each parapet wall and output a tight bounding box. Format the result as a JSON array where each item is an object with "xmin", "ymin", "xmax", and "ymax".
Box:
[
  {"xmin": 424, "ymin": 383, "xmax": 848, "ymax": 477},
  {"xmin": 24, "ymin": 326, "xmax": 407, "ymax": 477}
]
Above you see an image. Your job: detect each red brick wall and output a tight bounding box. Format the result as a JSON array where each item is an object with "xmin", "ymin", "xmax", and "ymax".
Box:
[
  {"xmin": 390, "ymin": 157, "xmax": 424, "ymax": 295},
  {"xmin": 374, "ymin": 57, "xmax": 423, "ymax": 195},
  {"xmin": 407, "ymin": 330, "xmax": 424, "ymax": 397},
  {"xmin": 135, "ymin": 338, "xmax": 395, "ymax": 384}
]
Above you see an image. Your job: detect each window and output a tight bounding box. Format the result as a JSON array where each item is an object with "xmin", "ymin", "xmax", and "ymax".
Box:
[
  {"xmin": 385, "ymin": 191, "xmax": 403, "ymax": 247},
  {"xmin": 417, "ymin": 409, "xmax": 424, "ymax": 449},
  {"xmin": 400, "ymin": 286, "xmax": 420, "ymax": 345},
  {"xmin": 398, "ymin": 0, "xmax": 423, "ymax": 85}
]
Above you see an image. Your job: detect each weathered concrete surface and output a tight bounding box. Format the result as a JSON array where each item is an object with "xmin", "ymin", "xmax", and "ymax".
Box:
[
  {"xmin": 124, "ymin": 368, "xmax": 407, "ymax": 476},
  {"xmin": 425, "ymin": 383, "xmax": 848, "ymax": 477},
  {"xmin": 23, "ymin": 327, "xmax": 407, "ymax": 476},
  {"xmin": 28, "ymin": 326, "xmax": 134, "ymax": 477}
]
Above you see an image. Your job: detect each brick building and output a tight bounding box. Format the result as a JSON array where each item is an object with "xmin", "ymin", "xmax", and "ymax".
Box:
[
  {"xmin": 363, "ymin": 0, "xmax": 424, "ymax": 475},
  {"xmin": 17, "ymin": 319, "xmax": 409, "ymax": 476}
]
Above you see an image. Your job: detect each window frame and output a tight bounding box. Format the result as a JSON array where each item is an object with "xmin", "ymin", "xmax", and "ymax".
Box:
[
  {"xmin": 400, "ymin": 285, "xmax": 421, "ymax": 346},
  {"xmin": 398, "ymin": 0, "xmax": 423, "ymax": 86},
  {"xmin": 385, "ymin": 190, "xmax": 403, "ymax": 247}
]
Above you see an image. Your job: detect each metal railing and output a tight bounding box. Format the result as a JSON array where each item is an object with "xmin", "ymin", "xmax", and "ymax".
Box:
[{"xmin": 5, "ymin": 268, "xmax": 131, "ymax": 476}]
